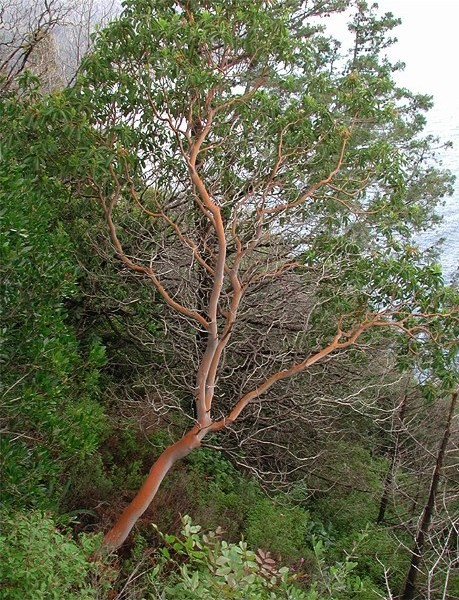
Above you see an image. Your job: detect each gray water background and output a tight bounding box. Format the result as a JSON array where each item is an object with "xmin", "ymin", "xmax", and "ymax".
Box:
[
  {"xmin": 380, "ymin": 0, "xmax": 459, "ymax": 282},
  {"xmin": 324, "ymin": 1, "xmax": 459, "ymax": 282},
  {"xmin": 419, "ymin": 100, "xmax": 459, "ymax": 281}
]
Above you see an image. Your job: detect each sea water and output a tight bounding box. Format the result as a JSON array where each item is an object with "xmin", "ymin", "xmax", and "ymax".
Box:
[{"xmin": 418, "ymin": 102, "xmax": 459, "ymax": 282}]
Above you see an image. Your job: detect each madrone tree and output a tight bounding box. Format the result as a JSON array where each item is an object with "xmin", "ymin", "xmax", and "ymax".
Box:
[{"xmin": 63, "ymin": 0, "xmax": 458, "ymax": 549}]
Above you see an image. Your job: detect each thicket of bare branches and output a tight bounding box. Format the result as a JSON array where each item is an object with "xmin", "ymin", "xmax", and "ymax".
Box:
[{"xmin": 0, "ymin": 0, "xmax": 118, "ymax": 91}]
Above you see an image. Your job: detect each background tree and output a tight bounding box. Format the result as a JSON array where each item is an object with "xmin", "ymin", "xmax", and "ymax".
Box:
[
  {"xmin": 0, "ymin": 0, "xmax": 118, "ymax": 93},
  {"xmin": 401, "ymin": 391, "xmax": 457, "ymax": 600}
]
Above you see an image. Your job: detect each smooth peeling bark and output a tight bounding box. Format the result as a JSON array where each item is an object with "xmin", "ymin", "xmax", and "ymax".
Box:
[
  {"xmin": 103, "ymin": 426, "xmax": 204, "ymax": 549},
  {"xmin": 102, "ymin": 331, "xmax": 352, "ymax": 550}
]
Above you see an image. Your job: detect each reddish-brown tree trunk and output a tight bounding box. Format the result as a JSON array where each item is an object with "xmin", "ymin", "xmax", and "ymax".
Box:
[
  {"xmin": 101, "ymin": 320, "xmax": 412, "ymax": 551},
  {"xmin": 400, "ymin": 391, "xmax": 457, "ymax": 600},
  {"xmin": 103, "ymin": 426, "xmax": 203, "ymax": 549}
]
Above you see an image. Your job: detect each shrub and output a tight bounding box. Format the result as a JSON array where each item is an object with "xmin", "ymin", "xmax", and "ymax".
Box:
[
  {"xmin": 339, "ymin": 525, "xmax": 409, "ymax": 591},
  {"xmin": 0, "ymin": 90, "xmax": 109, "ymax": 510},
  {"xmin": 0, "ymin": 511, "xmax": 105, "ymax": 599},
  {"xmin": 187, "ymin": 448, "xmax": 262, "ymax": 539},
  {"xmin": 246, "ymin": 498, "xmax": 310, "ymax": 563},
  {"xmin": 150, "ymin": 515, "xmax": 314, "ymax": 600}
]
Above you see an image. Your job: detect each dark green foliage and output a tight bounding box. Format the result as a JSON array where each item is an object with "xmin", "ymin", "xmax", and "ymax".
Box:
[
  {"xmin": 348, "ymin": 526, "xmax": 409, "ymax": 591},
  {"xmin": 186, "ymin": 448, "xmax": 261, "ymax": 538},
  {"xmin": 186, "ymin": 448, "xmax": 313, "ymax": 562},
  {"xmin": 246, "ymin": 499, "xmax": 310, "ymax": 563},
  {"xmin": 63, "ymin": 421, "xmax": 173, "ymax": 514},
  {"xmin": 0, "ymin": 82, "xmax": 109, "ymax": 511}
]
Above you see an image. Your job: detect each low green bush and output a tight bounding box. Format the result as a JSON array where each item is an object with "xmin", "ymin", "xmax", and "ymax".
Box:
[
  {"xmin": 339, "ymin": 525, "xmax": 409, "ymax": 591},
  {"xmin": 0, "ymin": 511, "xmax": 106, "ymax": 599},
  {"xmin": 246, "ymin": 498, "xmax": 310, "ymax": 563},
  {"xmin": 187, "ymin": 448, "xmax": 262, "ymax": 539},
  {"xmin": 139, "ymin": 515, "xmax": 382, "ymax": 600},
  {"xmin": 150, "ymin": 515, "xmax": 315, "ymax": 600}
]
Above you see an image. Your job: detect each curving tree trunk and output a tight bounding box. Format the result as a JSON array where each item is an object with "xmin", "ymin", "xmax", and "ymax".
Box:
[
  {"xmin": 102, "ymin": 320, "xmax": 412, "ymax": 550},
  {"xmin": 103, "ymin": 426, "xmax": 204, "ymax": 549}
]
